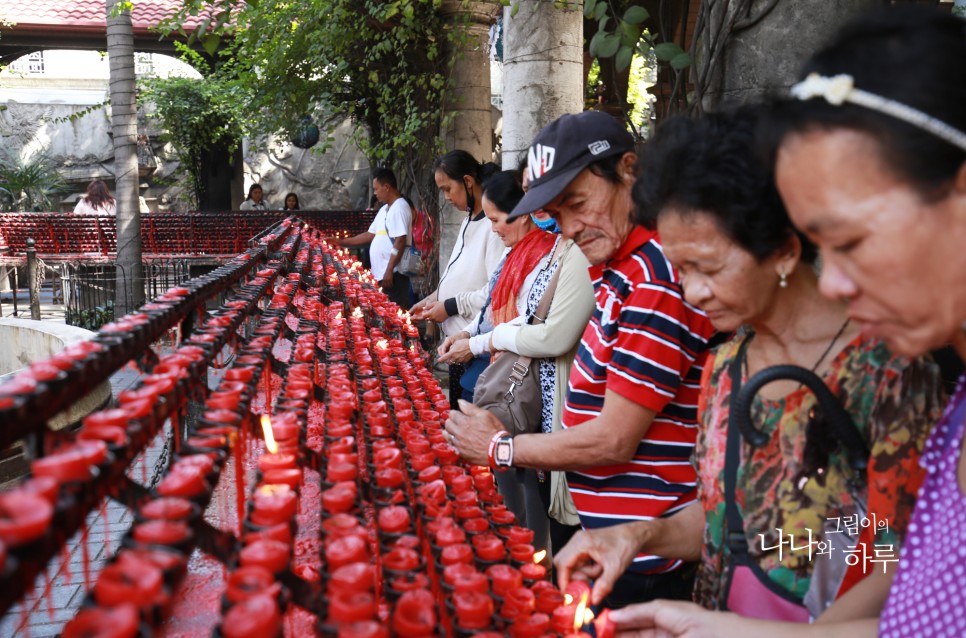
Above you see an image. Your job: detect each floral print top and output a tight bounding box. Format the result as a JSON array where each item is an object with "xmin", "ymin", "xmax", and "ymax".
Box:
[{"xmin": 692, "ymin": 333, "xmax": 945, "ymax": 611}]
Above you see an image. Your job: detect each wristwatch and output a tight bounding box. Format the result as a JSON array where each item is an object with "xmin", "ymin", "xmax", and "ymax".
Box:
[{"xmin": 493, "ymin": 434, "xmax": 514, "ymax": 469}]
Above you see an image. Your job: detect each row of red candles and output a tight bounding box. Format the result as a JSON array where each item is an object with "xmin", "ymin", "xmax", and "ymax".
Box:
[{"xmin": 0, "ymin": 240, "xmax": 304, "ymax": 634}]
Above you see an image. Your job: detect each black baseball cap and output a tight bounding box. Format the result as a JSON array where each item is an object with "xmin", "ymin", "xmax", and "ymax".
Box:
[{"xmin": 508, "ymin": 110, "xmax": 634, "ymax": 221}]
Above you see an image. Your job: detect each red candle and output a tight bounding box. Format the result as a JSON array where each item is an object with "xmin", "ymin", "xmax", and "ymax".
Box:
[
  {"xmin": 510, "ymin": 543, "xmax": 536, "ymax": 563},
  {"xmin": 84, "ymin": 409, "xmax": 130, "ymax": 428},
  {"xmin": 520, "ymin": 562, "xmax": 547, "ymax": 583},
  {"xmin": 156, "ymin": 465, "xmax": 208, "ymax": 498},
  {"xmin": 222, "ymin": 594, "xmax": 282, "ymax": 638},
  {"xmin": 593, "ymin": 609, "xmax": 616, "ymax": 638},
  {"xmin": 258, "ymin": 452, "xmax": 296, "ymax": 473},
  {"xmin": 486, "ymin": 563, "xmax": 523, "ymax": 596},
  {"xmin": 377, "ymin": 506, "xmax": 412, "ymax": 534},
  {"xmin": 450, "ymin": 474, "xmax": 473, "ymax": 494},
  {"xmin": 94, "ymin": 554, "xmax": 164, "ymax": 609},
  {"xmin": 251, "ymin": 484, "xmax": 298, "ymax": 526},
  {"xmin": 326, "ymin": 462, "xmax": 357, "ymax": 482},
  {"xmin": 244, "ymin": 522, "xmax": 293, "ymax": 546},
  {"xmin": 453, "ymin": 590, "xmax": 493, "ymax": 630},
  {"xmin": 61, "ymin": 603, "xmax": 140, "ymax": 638},
  {"xmin": 31, "ymin": 447, "xmax": 93, "ymax": 483},
  {"xmin": 535, "ymin": 589, "xmax": 566, "ymax": 614},
  {"xmin": 440, "ymin": 543, "xmax": 474, "ymax": 566},
  {"xmin": 463, "ymin": 517, "xmax": 490, "ymax": 535},
  {"xmin": 226, "ymin": 566, "xmax": 282, "ymax": 604},
  {"xmin": 239, "ymin": 539, "xmax": 291, "ymax": 573},
  {"xmin": 502, "ymin": 586, "xmax": 537, "ymax": 620},
  {"xmin": 373, "ymin": 446, "xmax": 404, "ymax": 469},
  {"xmin": 374, "ymin": 467, "xmax": 405, "ymax": 489},
  {"xmin": 473, "ymin": 534, "xmax": 506, "ymax": 561},
  {"xmin": 391, "ymin": 589, "xmax": 437, "ymax": 638},
  {"xmin": 417, "ymin": 465, "xmax": 442, "ymax": 483},
  {"xmin": 507, "ymin": 526, "xmax": 535, "ymax": 546},
  {"xmin": 325, "ymin": 534, "xmax": 368, "ymax": 570},
  {"xmin": 329, "ymin": 590, "xmax": 377, "ymax": 623},
  {"xmin": 508, "ymin": 613, "xmax": 551, "ymax": 637},
  {"xmin": 329, "ymin": 561, "xmax": 375, "ymax": 593},
  {"xmin": 443, "ymin": 563, "xmax": 490, "ymax": 594},
  {"xmin": 322, "ymin": 482, "xmax": 357, "ymax": 514},
  {"xmin": 552, "ymin": 604, "xmax": 578, "ymax": 634},
  {"xmin": 132, "ymin": 520, "xmax": 190, "ymax": 546},
  {"xmin": 0, "ymin": 490, "xmax": 54, "ymax": 547},
  {"xmin": 434, "ymin": 525, "xmax": 466, "ymax": 547},
  {"xmin": 382, "ymin": 547, "xmax": 420, "ymax": 572},
  {"xmin": 19, "ymin": 476, "xmax": 59, "ymax": 505},
  {"xmin": 323, "ymin": 513, "xmax": 364, "ymax": 538},
  {"xmin": 261, "ymin": 468, "xmax": 302, "ymax": 489}
]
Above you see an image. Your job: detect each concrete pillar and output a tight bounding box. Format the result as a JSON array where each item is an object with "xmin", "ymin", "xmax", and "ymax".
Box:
[
  {"xmin": 437, "ymin": 0, "xmax": 501, "ymax": 263},
  {"xmin": 500, "ymin": 1, "xmax": 584, "ymax": 170},
  {"xmin": 26, "ymin": 238, "xmax": 41, "ymax": 321},
  {"xmin": 703, "ymin": 0, "xmax": 881, "ymax": 108}
]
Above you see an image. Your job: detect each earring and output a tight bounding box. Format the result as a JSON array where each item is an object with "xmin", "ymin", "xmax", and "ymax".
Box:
[{"xmin": 779, "ymin": 270, "xmax": 788, "ymax": 288}]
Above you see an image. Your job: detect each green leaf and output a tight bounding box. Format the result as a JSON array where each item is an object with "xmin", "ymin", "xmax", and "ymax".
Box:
[
  {"xmin": 511, "ymin": 1, "xmax": 520, "ymax": 18},
  {"xmin": 622, "ymin": 6, "xmax": 649, "ymax": 25},
  {"xmin": 593, "ymin": 1, "xmax": 608, "ymax": 21},
  {"xmin": 201, "ymin": 34, "xmax": 221, "ymax": 56},
  {"xmin": 597, "ymin": 33, "xmax": 621, "ymax": 58},
  {"xmin": 615, "ymin": 45, "xmax": 634, "ymax": 72},
  {"xmin": 598, "ymin": 15, "xmax": 609, "ymax": 32},
  {"xmin": 588, "ymin": 31, "xmax": 605, "ymax": 58},
  {"xmin": 618, "ymin": 22, "xmax": 641, "ymax": 47},
  {"xmin": 670, "ymin": 52, "xmax": 692, "ymax": 70},
  {"xmin": 654, "ymin": 42, "xmax": 684, "ymax": 62},
  {"xmin": 584, "ymin": 0, "xmax": 597, "ymax": 19}
]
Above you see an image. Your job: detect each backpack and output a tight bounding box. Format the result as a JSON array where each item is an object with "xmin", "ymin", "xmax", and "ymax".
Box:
[{"xmin": 401, "ymin": 206, "xmax": 434, "ymax": 277}]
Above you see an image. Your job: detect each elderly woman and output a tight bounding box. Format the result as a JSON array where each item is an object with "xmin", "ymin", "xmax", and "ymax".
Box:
[
  {"xmin": 438, "ymin": 170, "xmax": 595, "ymax": 552},
  {"xmin": 553, "ymin": 106, "xmax": 945, "ymax": 623},
  {"xmin": 580, "ymin": 7, "xmax": 964, "ymax": 637}
]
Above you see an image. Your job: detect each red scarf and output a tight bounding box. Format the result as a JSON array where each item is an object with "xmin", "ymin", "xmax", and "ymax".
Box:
[{"xmin": 490, "ymin": 229, "xmax": 558, "ymax": 327}]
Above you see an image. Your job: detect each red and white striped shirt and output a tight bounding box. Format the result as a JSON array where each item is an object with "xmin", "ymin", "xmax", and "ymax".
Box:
[{"xmin": 564, "ymin": 225, "xmax": 714, "ymax": 574}]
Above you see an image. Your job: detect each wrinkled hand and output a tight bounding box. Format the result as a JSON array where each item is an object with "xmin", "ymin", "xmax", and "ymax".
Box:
[
  {"xmin": 555, "ymin": 522, "xmax": 652, "ymax": 605},
  {"xmin": 609, "ymin": 600, "xmax": 724, "ymax": 638},
  {"xmin": 419, "ymin": 300, "xmax": 449, "ymax": 323},
  {"xmin": 444, "ymin": 399, "xmax": 505, "ymax": 466},
  {"xmin": 437, "ymin": 332, "xmax": 469, "ymax": 357},
  {"xmin": 438, "ymin": 338, "xmax": 473, "ymax": 364}
]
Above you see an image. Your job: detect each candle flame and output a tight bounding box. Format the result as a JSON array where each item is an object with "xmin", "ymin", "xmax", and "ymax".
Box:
[
  {"xmin": 564, "ymin": 594, "xmax": 573, "ymax": 606},
  {"xmin": 335, "ymin": 311, "xmax": 343, "ymax": 321},
  {"xmin": 261, "ymin": 414, "xmax": 278, "ymax": 454},
  {"xmin": 376, "ymin": 339, "xmax": 389, "ymax": 350},
  {"xmin": 574, "ymin": 591, "xmax": 590, "ymax": 632},
  {"xmin": 351, "ymin": 307, "xmax": 363, "ymax": 319},
  {"xmin": 533, "ymin": 550, "xmax": 547, "ymax": 564}
]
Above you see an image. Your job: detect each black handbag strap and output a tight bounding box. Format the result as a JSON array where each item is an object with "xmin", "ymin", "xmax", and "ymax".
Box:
[{"xmin": 725, "ymin": 336, "xmax": 753, "ymax": 555}]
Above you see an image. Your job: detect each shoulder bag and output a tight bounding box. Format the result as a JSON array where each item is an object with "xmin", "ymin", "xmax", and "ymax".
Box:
[
  {"xmin": 722, "ymin": 338, "xmax": 869, "ymax": 621},
  {"xmin": 472, "ymin": 248, "xmax": 563, "ymax": 436}
]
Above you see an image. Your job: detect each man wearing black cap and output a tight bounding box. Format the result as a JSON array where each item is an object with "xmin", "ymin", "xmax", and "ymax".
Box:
[{"xmin": 445, "ymin": 110, "xmax": 715, "ymax": 606}]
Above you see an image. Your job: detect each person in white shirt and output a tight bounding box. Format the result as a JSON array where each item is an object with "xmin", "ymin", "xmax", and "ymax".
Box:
[
  {"xmin": 239, "ymin": 184, "xmax": 268, "ymax": 211},
  {"xmin": 329, "ymin": 168, "xmax": 414, "ymax": 309},
  {"xmin": 411, "ymin": 150, "xmax": 505, "ymax": 406},
  {"xmin": 73, "ymin": 180, "xmax": 116, "ymax": 215}
]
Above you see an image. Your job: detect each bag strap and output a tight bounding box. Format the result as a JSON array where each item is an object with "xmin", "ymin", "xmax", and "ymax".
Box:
[
  {"xmin": 504, "ymin": 243, "xmax": 566, "ymax": 390},
  {"xmin": 530, "ymin": 241, "xmax": 565, "ymax": 325},
  {"xmin": 725, "ymin": 336, "xmax": 753, "ymax": 555}
]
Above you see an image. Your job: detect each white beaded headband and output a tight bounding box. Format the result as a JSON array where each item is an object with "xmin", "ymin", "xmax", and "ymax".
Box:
[{"xmin": 789, "ymin": 72, "xmax": 966, "ymax": 152}]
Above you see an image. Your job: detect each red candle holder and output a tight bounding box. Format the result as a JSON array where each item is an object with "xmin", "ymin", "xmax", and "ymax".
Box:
[
  {"xmin": 221, "ymin": 594, "xmax": 282, "ymax": 638},
  {"xmin": 328, "ymin": 590, "xmax": 377, "ymax": 623},
  {"xmin": 62, "ymin": 603, "xmax": 140, "ymax": 638},
  {"xmin": 226, "ymin": 566, "xmax": 283, "ymax": 604},
  {"xmin": 0, "ymin": 490, "xmax": 54, "ymax": 547},
  {"xmin": 239, "ymin": 539, "xmax": 291, "ymax": 574},
  {"xmin": 453, "ymin": 590, "xmax": 494, "ymax": 630},
  {"xmin": 329, "ymin": 561, "xmax": 375, "ymax": 593},
  {"xmin": 391, "ymin": 589, "xmax": 437, "ymax": 638}
]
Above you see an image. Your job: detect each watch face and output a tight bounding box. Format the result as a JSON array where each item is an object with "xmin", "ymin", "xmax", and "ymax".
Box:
[{"xmin": 495, "ymin": 440, "xmax": 512, "ymax": 465}]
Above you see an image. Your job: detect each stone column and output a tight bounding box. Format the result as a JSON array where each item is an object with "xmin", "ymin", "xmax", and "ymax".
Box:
[
  {"xmin": 437, "ymin": 0, "xmax": 501, "ymax": 265},
  {"xmin": 500, "ymin": 1, "xmax": 584, "ymax": 170},
  {"xmin": 703, "ymin": 0, "xmax": 881, "ymax": 108}
]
